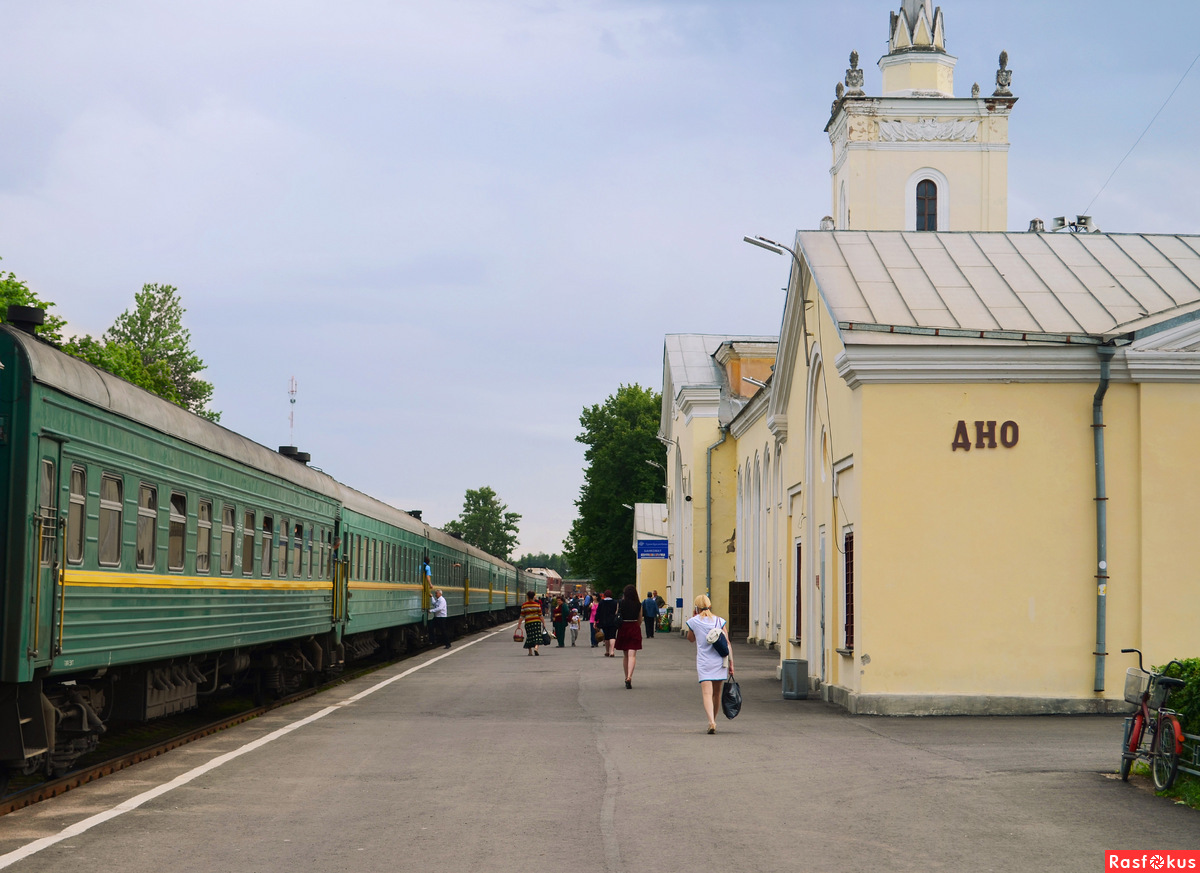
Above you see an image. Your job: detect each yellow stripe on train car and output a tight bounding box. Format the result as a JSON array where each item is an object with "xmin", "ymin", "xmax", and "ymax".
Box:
[{"xmin": 64, "ymin": 569, "xmax": 332, "ymax": 592}]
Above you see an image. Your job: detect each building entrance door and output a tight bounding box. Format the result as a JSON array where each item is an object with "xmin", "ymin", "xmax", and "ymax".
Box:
[{"xmin": 728, "ymin": 581, "xmax": 749, "ymax": 641}]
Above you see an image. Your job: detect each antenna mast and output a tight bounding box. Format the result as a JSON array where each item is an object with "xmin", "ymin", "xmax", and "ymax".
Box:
[{"xmin": 288, "ymin": 377, "xmax": 298, "ymax": 445}]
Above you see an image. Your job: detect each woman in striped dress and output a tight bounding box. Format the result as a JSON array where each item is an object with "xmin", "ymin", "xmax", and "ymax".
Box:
[{"xmin": 521, "ymin": 591, "xmax": 547, "ymax": 656}]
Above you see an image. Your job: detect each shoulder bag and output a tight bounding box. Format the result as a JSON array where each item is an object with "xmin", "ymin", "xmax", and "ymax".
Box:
[{"xmin": 706, "ymin": 621, "xmax": 730, "ymax": 659}]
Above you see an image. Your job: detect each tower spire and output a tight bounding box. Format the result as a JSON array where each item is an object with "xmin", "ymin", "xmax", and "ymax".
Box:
[{"xmin": 882, "ymin": 1, "xmax": 953, "ymax": 96}]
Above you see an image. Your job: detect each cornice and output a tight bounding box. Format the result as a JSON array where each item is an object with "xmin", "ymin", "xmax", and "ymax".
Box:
[
  {"xmin": 1124, "ymin": 350, "xmax": 1200, "ymax": 382},
  {"xmin": 729, "ymin": 387, "xmax": 769, "ymax": 439},
  {"xmin": 834, "ymin": 344, "xmax": 1141, "ymax": 388},
  {"xmin": 676, "ymin": 385, "xmax": 722, "ymax": 420}
]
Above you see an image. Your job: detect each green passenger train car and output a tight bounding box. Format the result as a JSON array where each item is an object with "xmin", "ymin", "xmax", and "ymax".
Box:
[{"xmin": 0, "ymin": 317, "xmax": 546, "ymax": 785}]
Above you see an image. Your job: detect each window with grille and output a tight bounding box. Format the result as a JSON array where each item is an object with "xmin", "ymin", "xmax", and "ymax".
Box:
[{"xmin": 843, "ymin": 531, "xmax": 855, "ymax": 651}]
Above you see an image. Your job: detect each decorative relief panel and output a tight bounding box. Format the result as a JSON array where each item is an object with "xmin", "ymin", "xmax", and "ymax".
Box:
[{"xmin": 878, "ymin": 118, "xmax": 980, "ymax": 142}]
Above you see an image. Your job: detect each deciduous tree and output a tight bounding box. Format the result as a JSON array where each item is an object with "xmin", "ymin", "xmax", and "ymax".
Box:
[
  {"xmin": 565, "ymin": 383, "xmax": 662, "ymax": 590},
  {"xmin": 443, "ymin": 486, "xmax": 521, "ymax": 561},
  {"xmin": 0, "ymin": 263, "xmax": 67, "ymax": 343},
  {"xmin": 102, "ymin": 284, "xmax": 218, "ymax": 420}
]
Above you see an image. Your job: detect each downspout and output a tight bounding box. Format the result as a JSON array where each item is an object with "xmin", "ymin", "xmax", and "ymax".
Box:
[
  {"xmin": 705, "ymin": 427, "xmax": 728, "ymax": 598},
  {"xmin": 1092, "ymin": 344, "xmax": 1116, "ymax": 693}
]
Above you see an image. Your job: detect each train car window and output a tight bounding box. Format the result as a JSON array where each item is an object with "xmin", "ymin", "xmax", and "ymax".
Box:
[
  {"xmin": 372, "ymin": 539, "xmax": 379, "ymax": 581},
  {"xmin": 305, "ymin": 525, "xmax": 313, "ymax": 579},
  {"xmin": 136, "ymin": 484, "xmax": 157, "ymax": 570},
  {"xmin": 99, "ymin": 475, "xmax": 124, "ymax": 567},
  {"xmin": 67, "ymin": 466, "xmax": 86, "ymax": 565},
  {"xmin": 355, "ymin": 534, "xmax": 362, "ymax": 579},
  {"xmin": 220, "ymin": 505, "xmax": 235, "ymax": 575},
  {"xmin": 293, "ymin": 523, "xmax": 303, "ymax": 578},
  {"xmin": 197, "ymin": 500, "xmax": 212, "ymax": 572},
  {"xmin": 262, "ymin": 516, "xmax": 274, "ymax": 575},
  {"xmin": 243, "ymin": 511, "xmax": 256, "ymax": 575},
  {"xmin": 279, "ymin": 517, "xmax": 290, "ymax": 576},
  {"xmin": 317, "ymin": 527, "xmax": 326, "ymax": 578},
  {"xmin": 168, "ymin": 493, "xmax": 187, "ymax": 571}
]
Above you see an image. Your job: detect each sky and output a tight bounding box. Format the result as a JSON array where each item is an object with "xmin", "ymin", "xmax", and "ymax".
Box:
[{"xmin": 2, "ymin": 1, "xmax": 1198, "ymax": 558}]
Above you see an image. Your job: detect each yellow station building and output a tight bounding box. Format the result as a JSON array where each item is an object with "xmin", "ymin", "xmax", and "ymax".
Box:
[{"xmin": 657, "ymin": 0, "xmax": 1200, "ymax": 714}]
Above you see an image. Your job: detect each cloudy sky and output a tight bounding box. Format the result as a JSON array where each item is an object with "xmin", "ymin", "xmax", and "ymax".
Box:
[{"xmin": 3, "ymin": 1, "xmax": 1198, "ymax": 557}]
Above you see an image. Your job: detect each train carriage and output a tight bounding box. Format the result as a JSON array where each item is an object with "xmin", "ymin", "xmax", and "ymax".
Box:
[{"xmin": 0, "ymin": 316, "xmax": 541, "ymax": 785}]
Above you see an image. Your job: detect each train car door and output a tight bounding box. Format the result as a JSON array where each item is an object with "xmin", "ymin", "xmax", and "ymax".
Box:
[
  {"xmin": 332, "ymin": 519, "xmax": 348, "ymax": 631},
  {"xmin": 31, "ymin": 437, "xmax": 64, "ymax": 666}
]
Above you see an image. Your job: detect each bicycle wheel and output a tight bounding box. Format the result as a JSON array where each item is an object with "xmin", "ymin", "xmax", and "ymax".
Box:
[
  {"xmin": 1120, "ymin": 713, "xmax": 1143, "ymax": 781},
  {"xmin": 1152, "ymin": 718, "xmax": 1180, "ymax": 791}
]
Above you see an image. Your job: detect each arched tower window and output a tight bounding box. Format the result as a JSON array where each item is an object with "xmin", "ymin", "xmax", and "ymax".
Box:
[
  {"xmin": 916, "ymin": 179, "xmax": 938, "ymax": 231},
  {"xmin": 905, "ymin": 168, "xmax": 949, "ymax": 231}
]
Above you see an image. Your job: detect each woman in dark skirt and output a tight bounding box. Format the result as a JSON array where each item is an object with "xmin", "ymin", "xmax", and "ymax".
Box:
[
  {"xmin": 614, "ymin": 585, "xmax": 643, "ymax": 688},
  {"xmin": 595, "ymin": 590, "xmax": 619, "ymax": 657}
]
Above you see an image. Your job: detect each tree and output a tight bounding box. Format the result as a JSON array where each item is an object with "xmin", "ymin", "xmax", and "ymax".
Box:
[
  {"xmin": 514, "ymin": 552, "xmax": 571, "ymax": 576},
  {"xmin": 0, "ymin": 263, "xmax": 67, "ymax": 343},
  {"xmin": 565, "ymin": 383, "xmax": 663, "ymax": 590},
  {"xmin": 442, "ymin": 486, "xmax": 521, "ymax": 561},
  {"xmin": 63, "ymin": 334, "xmax": 180, "ymax": 404},
  {"xmin": 96, "ymin": 284, "xmax": 219, "ymax": 421}
]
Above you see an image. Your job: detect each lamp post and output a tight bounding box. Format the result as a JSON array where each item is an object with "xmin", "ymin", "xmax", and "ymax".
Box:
[{"xmin": 744, "ymin": 235, "xmax": 810, "ymax": 358}]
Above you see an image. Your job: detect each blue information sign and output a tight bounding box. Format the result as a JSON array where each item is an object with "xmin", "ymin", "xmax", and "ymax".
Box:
[{"xmin": 637, "ymin": 539, "xmax": 669, "ymax": 559}]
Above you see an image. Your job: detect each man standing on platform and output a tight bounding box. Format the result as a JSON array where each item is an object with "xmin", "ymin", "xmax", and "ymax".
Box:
[
  {"xmin": 642, "ymin": 590, "xmax": 659, "ymax": 639},
  {"xmin": 429, "ymin": 588, "xmax": 451, "ymax": 648}
]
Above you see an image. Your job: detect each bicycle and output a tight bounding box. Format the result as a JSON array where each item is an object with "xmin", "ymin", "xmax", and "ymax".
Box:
[{"xmin": 1119, "ymin": 648, "xmax": 1187, "ymax": 790}]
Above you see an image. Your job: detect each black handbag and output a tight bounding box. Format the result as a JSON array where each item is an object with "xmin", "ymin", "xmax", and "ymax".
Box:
[{"xmin": 721, "ymin": 676, "xmax": 742, "ymax": 719}]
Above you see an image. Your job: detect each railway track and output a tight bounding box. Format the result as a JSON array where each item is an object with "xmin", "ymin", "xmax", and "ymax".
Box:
[{"xmin": 0, "ymin": 653, "xmax": 411, "ymax": 817}]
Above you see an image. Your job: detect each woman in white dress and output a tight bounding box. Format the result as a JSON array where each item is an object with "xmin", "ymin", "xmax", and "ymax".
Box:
[{"xmin": 685, "ymin": 594, "xmax": 734, "ymax": 734}]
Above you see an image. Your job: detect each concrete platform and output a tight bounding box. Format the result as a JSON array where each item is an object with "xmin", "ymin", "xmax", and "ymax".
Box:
[{"xmin": 0, "ymin": 627, "xmax": 1195, "ymax": 872}]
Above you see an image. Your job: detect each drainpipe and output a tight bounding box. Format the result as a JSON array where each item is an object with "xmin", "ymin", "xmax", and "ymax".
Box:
[
  {"xmin": 705, "ymin": 427, "xmax": 728, "ymax": 598},
  {"xmin": 1092, "ymin": 344, "xmax": 1115, "ymax": 693}
]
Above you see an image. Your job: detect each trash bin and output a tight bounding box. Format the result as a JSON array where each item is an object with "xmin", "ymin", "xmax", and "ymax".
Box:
[{"xmin": 782, "ymin": 659, "xmax": 808, "ymax": 699}]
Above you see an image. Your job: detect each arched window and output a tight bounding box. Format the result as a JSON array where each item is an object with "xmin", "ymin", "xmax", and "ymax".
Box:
[{"xmin": 916, "ymin": 179, "xmax": 938, "ymax": 231}]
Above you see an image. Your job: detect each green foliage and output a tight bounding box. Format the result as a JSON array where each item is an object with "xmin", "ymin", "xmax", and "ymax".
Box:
[
  {"xmin": 1158, "ymin": 657, "xmax": 1200, "ymax": 736},
  {"xmin": 565, "ymin": 383, "xmax": 663, "ymax": 590},
  {"xmin": 514, "ymin": 552, "xmax": 571, "ymax": 576},
  {"xmin": 102, "ymin": 284, "xmax": 218, "ymax": 421},
  {"xmin": 443, "ymin": 486, "xmax": 521, "ymax": 562},
  {"xmin": 0, "ymin": 263, "xmax": 67, "ymax": 343},
  {"xmin": 63, "ymin": 334, "xmax": 181, "ymax": 403}
]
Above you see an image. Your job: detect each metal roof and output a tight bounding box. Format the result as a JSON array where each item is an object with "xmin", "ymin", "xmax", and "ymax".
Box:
[
  {"xmin": 795, "ymin": 232, "xmax": 1200, "ymax": 341},
  {"xmin": 633, "ymin": 503, "xmax": 668, "ymax": 540},
  {"xmin": 663, "ymin": 334, "xmax": 776, "ymax": 391}
]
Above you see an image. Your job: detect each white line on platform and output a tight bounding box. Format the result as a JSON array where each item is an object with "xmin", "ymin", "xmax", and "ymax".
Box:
[{"xmin": 0, "ymin": 629, "xmax": 505, "ymax": 870}]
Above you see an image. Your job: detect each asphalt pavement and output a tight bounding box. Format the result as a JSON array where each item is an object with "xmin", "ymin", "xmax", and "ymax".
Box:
[{"xmin": 0, "ymin": 624, "xmax": 1195, "ymax": 873}]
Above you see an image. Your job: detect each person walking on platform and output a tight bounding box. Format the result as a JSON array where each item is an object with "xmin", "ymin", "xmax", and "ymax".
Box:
[
  {"xmin": 551, "ymin": 595, "xmax": 568, "ymax": 647},
  {"xmin": 641, "ymin": 591, "xmax": 659, "ymax": 639},
  {"xmin": 588, "ymin": 598, "xmax": 600, "ymax": 648},
  {"xmin": 429, "ymin": 588, "xmax": 451, "ymax": 649},
  {"xmin": 568, "ymin": 609, "xmax": 581, "ymax": 646},
  {"xmin": 685, "ymin": 594, "xmax": 733, "ymax": 734},
  {"xmin": 614, "ymin": 585, "xmax": 643, "ymax": 688},
  {"xmin": 595, "ymin": 590, "xmax": 619, "ymax": 657},
  {"xmin": 521, "ymin": 590, "xmax": 547, "ymax": 656}
]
